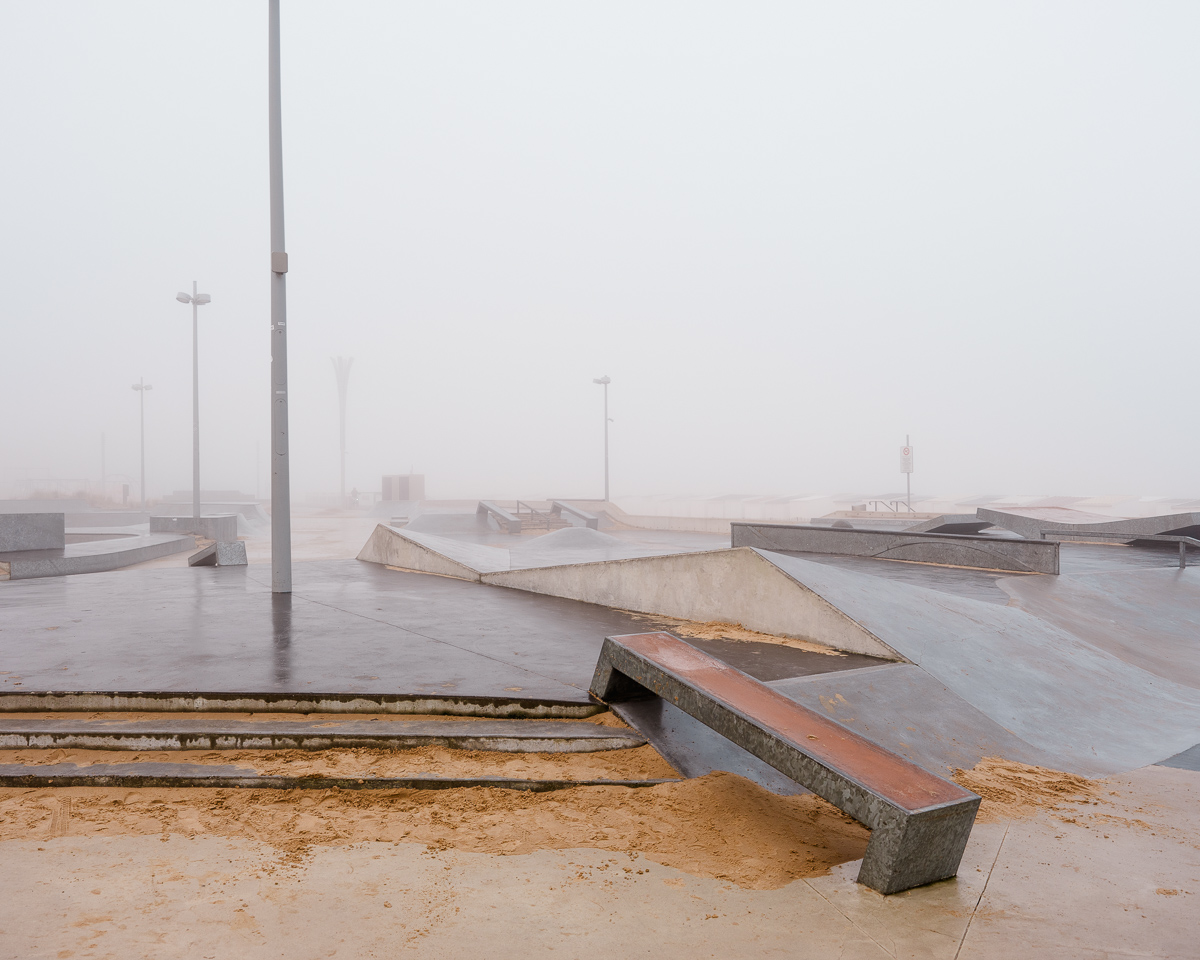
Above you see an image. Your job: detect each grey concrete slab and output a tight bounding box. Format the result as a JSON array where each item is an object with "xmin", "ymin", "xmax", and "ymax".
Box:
[
  {"xmin": 612, "ymin": 698, "xmax": 809, "ymax": 796},
  {"xmin": 731, "ymin": 522, "xmax": 1058, "ymax": 573},
  {"xmin": 905, "ymin": 514, "xmax": 995, "ymax": 534},
  {"xmin": 0, "ymin": 513, "xmax": 64, "ymax": 551},
  {"xmin": 979, "ymin": 506, "xmax": 1200, "ymax": 541},
  {"xmin": 0, "ymin": 717, "xmax": 645, "ymax": 753},
  {"xmin": 151, "ymin": 514, "xmax": 238, "ymax": 541},
  {"xmin": 1156, "ymin": 743, "xmax": 1200, "ymax": 771},
  {"xmin": 0, "ymin": 533, "xmax": 194, "ymax": 580},
  {"xmin": 758, "ymin": 549, "xmax": 1200, "ymax": 775},
  {"xmin": 999, "ymin": 566, "xmax": 1200, "ymax": 689},
  {"xmin": 188, "ymin": 540, "xmax": 248, "ymax": 566},
  {"xmin": 0, "ymin": 561, "xmax": 696, "ymax": 704},
  {"xmin": 768, "ymin": 664, "xmax": 1056, "ymax": 776}
]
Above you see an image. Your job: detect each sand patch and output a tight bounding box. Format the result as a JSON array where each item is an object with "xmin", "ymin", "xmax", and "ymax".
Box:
[
  {"xmin": 0, "ymin": 771, "xmax": 868, "ymax": 888},
  {"xmin": 953, "ymin": 756, "xmax": 1101, "ymax": 822},
  {"xmin": 628, "ymin": 615, "xmax": 844, "ymax": 655}
]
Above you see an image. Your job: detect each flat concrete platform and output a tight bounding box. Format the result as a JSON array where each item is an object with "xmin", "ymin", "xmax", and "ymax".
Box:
[
  {"xmin": 0, "ymin": 717, "xmax": 646, "ymax": 753},
  {"xmin": 0, "ymin": 532, "xmax": 195, "ymax": 580},
  {"xmin": 0, "ymin": 561, "xmax": 872, "ymax": 710}
]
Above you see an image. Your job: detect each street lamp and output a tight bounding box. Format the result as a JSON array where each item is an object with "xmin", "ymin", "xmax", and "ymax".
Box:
[
  {"xmin": 593, "ymin": 376, "xmax": 612, "ymax": 503},
  {"xmin": 131, "ymin": 378, "xmax": 153, "ymax": 510},
  {"xmin": 176, "ymin": 282, "xmax": 212, "ymax": 522}
]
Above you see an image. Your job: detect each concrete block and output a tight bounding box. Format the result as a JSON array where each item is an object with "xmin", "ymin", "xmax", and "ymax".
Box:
[
  {"xmin": 590, "ymin": 632, "xmax": 980, "ymax": 894},
  {"xmin": 151, "ymin": 514, "xmax": 238, "ymax": 542},
  {"xmin": 0, "ymin": 513, "xmax": 65, "ymax": 551},
  {"xmin": 730, "ymin": 522, "xmax": 1059, "ymax": 574},
  {"xmin": 188, "ymin": 541, "xmax": 248, "ymax": 567}
]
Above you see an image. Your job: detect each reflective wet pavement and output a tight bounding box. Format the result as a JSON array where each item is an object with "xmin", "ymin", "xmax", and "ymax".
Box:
[{"xmin": 0, "ymin": 560, "xmax": 875, "ymax": 703}]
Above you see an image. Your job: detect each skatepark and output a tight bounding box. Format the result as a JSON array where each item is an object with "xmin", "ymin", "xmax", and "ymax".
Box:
[{"xmin": 0, "ymin": 495, "xmax": 1197, "ymax": 956}]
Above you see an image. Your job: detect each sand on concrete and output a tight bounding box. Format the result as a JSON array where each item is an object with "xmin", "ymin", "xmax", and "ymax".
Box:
[
  {"xmin": 0, "ymin": 742, "xmax": 679, "ymax": 781},
  {"xmin": 628, "ymin": 614, "xmax": 846, "ymax": 655},
  {"xmin": 0, "ymin": 770, "xmax": 869, "ymax": 889},
  {"xmin": 954, "ymin": 756, "xmax": 1104, "ymax": 822}
]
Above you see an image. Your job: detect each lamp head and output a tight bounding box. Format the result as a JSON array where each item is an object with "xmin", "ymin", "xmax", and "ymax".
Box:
[
  {"xmin": 593, "ymin": 376, "xmax": 611, "ymax": 385},
  {"xmin": 176, "ymin": 292, "xmax": 192, "ymax": 303},
  {"xmin": 194, "ymin": 293, "xmax": 211, "ymax": 305}
]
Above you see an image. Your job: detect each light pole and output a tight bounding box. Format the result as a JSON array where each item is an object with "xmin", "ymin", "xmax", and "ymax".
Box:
[
  {"xmin": 269, "ymin": 0, "xmax": 293, "ymax": 594},
  {"xmin": 332, "ymin": 357, "xmax": 353, "ymax": 508},
  {"xmin": 176, "ymin": 282, "xmax": 211, "ymax": 522},
  {"xmin": 131, "ymin": 378, "xmax": 153, "ymax": 510},
  {"xmin": 593, "ymin": 376, "xmax": 611, "ymax": 502}
]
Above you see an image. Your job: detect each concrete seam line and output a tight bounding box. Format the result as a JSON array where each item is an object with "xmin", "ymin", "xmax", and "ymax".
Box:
[
  {"xmin": 954, "ymin": 825, "xmax": 1009, "ymax": 960},
  {"xmin": 801, "ymin": 878, "xmax": 896, "ymax": 958}
]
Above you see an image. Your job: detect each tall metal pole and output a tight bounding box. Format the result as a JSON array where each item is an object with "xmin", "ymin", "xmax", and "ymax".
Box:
[
  {"xmin": 603, "ymin": 381, "xmax": 609, "ymax": 503},
  {"xmin": 139, "ymin": 380, "xmax": 146, "ymax": 510},
  {"xmin": 906, "ymin": 433, "xmax": 911, "ymax": 511},
  {"xmin": 269, "ymin": 0, "xmax": 292, "ymax": 593},
  {"xmin": 332, "ymin": 357, "xmax": 352, "ymax": 508},
  {"xmin": 192, "ymin": 281, "xmax": 201, "ymax": 521}
]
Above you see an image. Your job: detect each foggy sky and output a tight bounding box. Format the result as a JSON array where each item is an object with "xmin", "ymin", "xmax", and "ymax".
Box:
[{"xmin": 2, "ymin": 2, "xmax": 1197, "ymax": 502}]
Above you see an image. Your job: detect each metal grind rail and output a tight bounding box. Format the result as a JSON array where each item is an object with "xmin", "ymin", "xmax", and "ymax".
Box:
[{"xmin": 1040, "ymin": 530, "xmax": 1200, "ymax": 569}]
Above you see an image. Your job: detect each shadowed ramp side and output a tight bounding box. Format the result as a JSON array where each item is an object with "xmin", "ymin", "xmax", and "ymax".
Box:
[
  {"xmin": 356, "ymin": 524, "xmax": 509, "ymax": 580},
  {"xmin": 483, "ymin": 547, "xmax": 901, "ymax": 660}
]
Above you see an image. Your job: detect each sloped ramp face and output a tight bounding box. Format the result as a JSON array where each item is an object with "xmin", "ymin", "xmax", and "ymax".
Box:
[
  {"xmin": 356, "ymin": 524, "xmax": 507, "ymax": 581},
  {"xmin": 979, "ymin": 507, "xmax": 1200, "ymax": 541},
  {"xmin": 590, "ymin": 632, "xmax": 979, "ymax": 894},
  {"xmin": 485, "ymin": 547, "xmax": 900, "ymax": 660}
]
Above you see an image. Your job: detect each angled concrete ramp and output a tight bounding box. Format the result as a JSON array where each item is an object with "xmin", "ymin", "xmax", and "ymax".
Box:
[
  {"xmin": 357, "ymin": 524, "xmax": 509, "ymax": 580},
  {"xmin": 486, "ymin": 548, "xmax": 900, "ymax": 659},
  {"xmin": 758, "ymin": 550, "xmax": 1200, "ymax": 775},
  {"xmin": 979, "ymin": 507, "xmax": 1200, "ymax": 541},
  {"xmin": 905, "ymin": 514, "xmax": 995, "ymax": 535}
]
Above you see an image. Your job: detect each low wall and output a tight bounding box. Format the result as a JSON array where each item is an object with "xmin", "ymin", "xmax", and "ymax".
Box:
[
  {"xmin": 0, "ymin": 513, "xmax": 65, "ymax": 551},
  {"xmin": 730, "ymin": 523, "xmax": 1059, "ymax": 575},
  {"xmin": 150, "ymin": 515, "xmax": 238, "ymax": 542}
]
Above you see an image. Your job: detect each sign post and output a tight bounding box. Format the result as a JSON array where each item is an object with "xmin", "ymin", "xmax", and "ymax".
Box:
[{"xmin": 900, "ymin": 436, "xmax": 913, "ymax": 511}]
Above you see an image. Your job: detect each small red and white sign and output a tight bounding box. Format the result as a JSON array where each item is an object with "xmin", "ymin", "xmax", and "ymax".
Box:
[{"xmin": 900, "ymin": 446, "xmax": 914, "ymax": 474}]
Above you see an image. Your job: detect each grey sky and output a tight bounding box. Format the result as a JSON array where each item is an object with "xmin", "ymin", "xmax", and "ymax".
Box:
[{"xmin": 2, "ymin": 2, "xmax": 1197, "ymax": 501}]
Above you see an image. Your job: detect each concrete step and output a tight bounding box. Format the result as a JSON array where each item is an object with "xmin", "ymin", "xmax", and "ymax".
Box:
[
  {"xmin": 0, "ymin": 691, "xmax": 602, "ymax": 719},
  {"xmin": 0, "ymin": 717, "xmax": 646, "ymax": 754},
  {"xmin": 0, "ymin": 761, "xmax": 674, "ymax": 791}
]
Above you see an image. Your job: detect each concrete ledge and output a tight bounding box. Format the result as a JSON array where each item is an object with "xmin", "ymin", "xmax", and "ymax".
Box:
[
  {"xmin": 0, "ymin": 717, "xmax": 646, "ymax": 754},
  {"xmin": 590, "ymin": 632, "xmax": 979, "ymax": 894},
  {"xmin": 188, "ymin": 541, "xmax": 248, "ymax": 567},
  {"xmin": 978, "ymin": 508, "xmax": 1200, "ymax": 542},
  {"xmin": 150, "ymin": 514, "xmax": 238, "ymax": 541},
  {"xmin": 0, "ymin": 690, "xmax": 604, "ymax": 719},
  {"xmin": 0, "ymin": 533, "xmax": 195, "ymax": 580},
  {"xmin": 0, "ymin": 763, "xmax": 675, "ymax": 791},
  {"xmin": 731, "ymin": 522, "xmax": 1059, "ymax": 574},
  {"xmin": 0, "ymin": 513, "xmax": 64, "ymax": 551}
]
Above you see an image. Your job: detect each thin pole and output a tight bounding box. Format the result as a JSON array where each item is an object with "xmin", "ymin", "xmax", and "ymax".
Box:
[
  {"xmin": 138, "ymin": 381, "xmax": 146, "ymax": 509},
  {"xmin": 332, "ymin": 357, "xmax": 352, "ymax": 508},
  {"xmin": 269, "ymin": 0, "xmax": 292, "ymax": 593},
  {"xmin": 192, "ymin": 281, "xmax": 201, "ymax": 521},
  {"xmin": 603, "ymin": 381, "xmax": 609, "ymax": 503},
  {"xmin": 906, "ymin": 434, "xmax": 911, "ymax": 511}
]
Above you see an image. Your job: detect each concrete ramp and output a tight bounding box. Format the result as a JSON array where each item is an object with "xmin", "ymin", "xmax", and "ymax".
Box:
[
  {"xmin": 980, "ymin": 507, "xmax": 1200, "ymax": 541},
  {"xmin": 356, "ymin": 524, "xmax": 508, "ymax": 580},
  {"xmin": 485, "ymin": 548, "xmax": 899, "ymax": 659},
  {"xmin": 759, "ymin": 550, "xmax": 1200, "ymax": 775}
]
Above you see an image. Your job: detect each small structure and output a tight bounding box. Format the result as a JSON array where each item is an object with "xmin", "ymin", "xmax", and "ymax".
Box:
[
  {"xmin": 188, "ymin": 541, "xmax": 248, "ymax": 567},
  {"xmin": 590, "ymin": 631, "xmax": 980, "ymax": 894}
]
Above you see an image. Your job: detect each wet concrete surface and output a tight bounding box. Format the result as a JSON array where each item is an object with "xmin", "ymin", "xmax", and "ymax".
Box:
[{"xmin": 0, "ymin": 560, "xmax": 873, "ymax": 703}]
